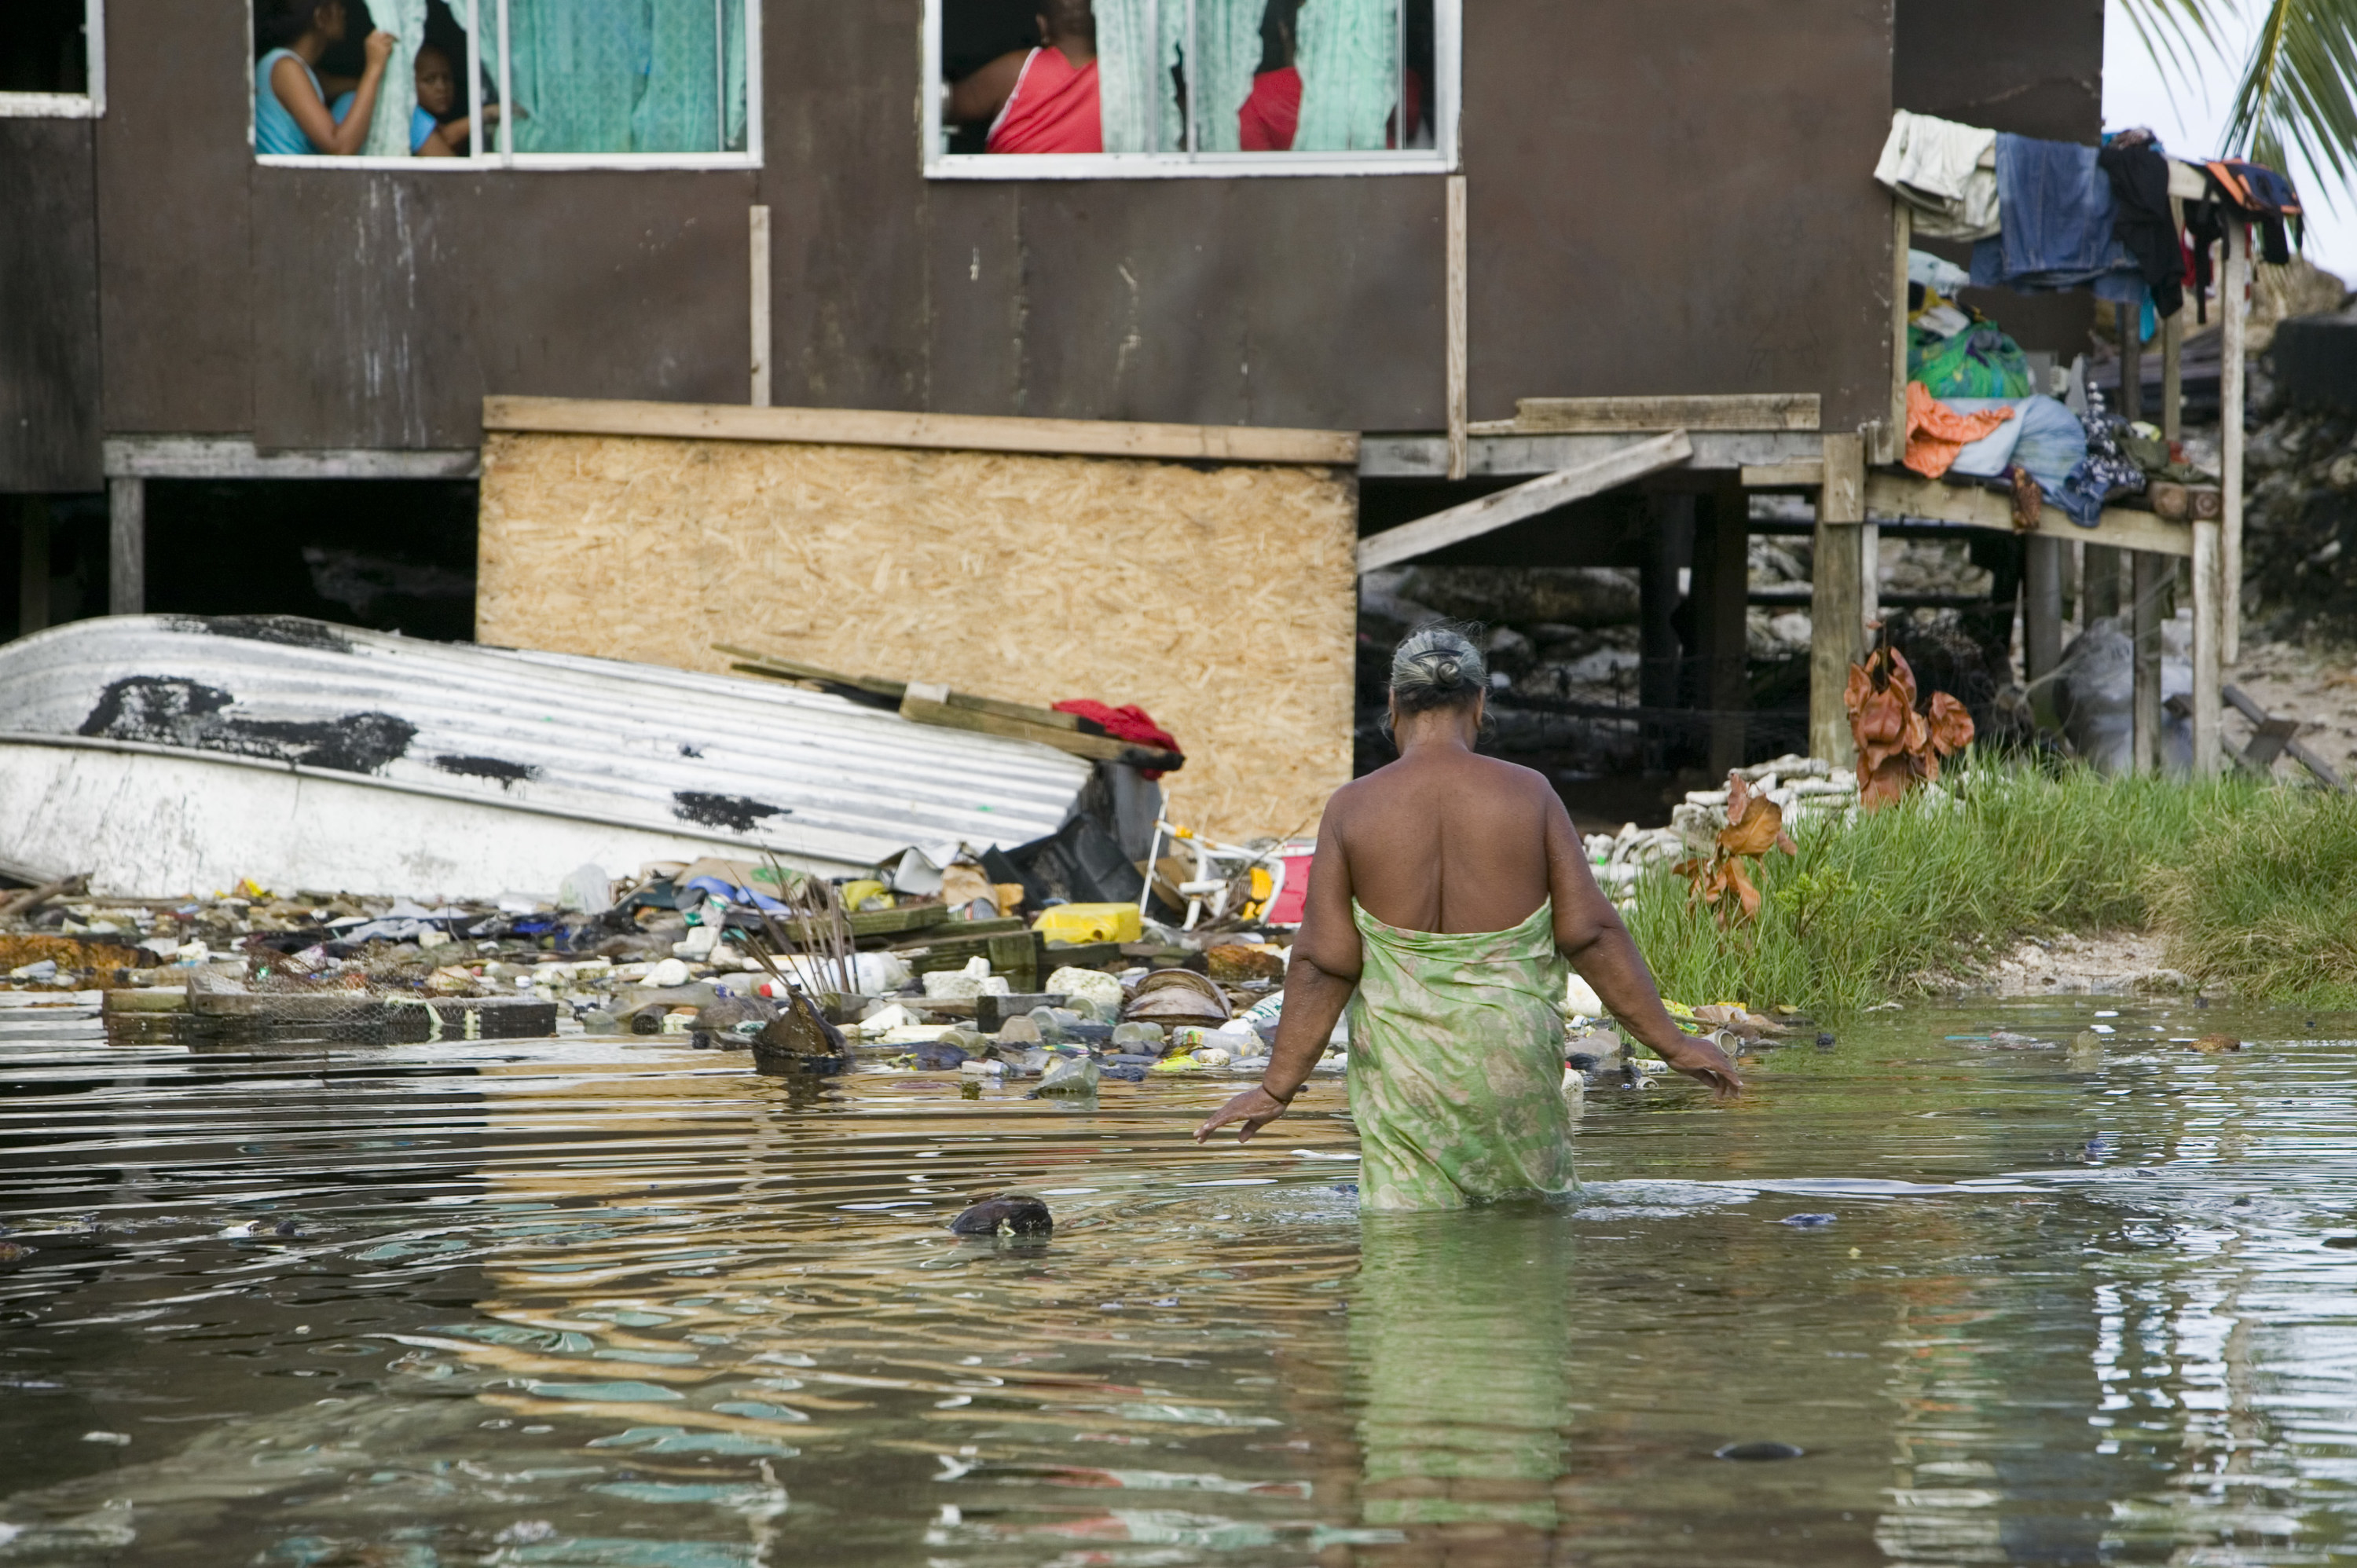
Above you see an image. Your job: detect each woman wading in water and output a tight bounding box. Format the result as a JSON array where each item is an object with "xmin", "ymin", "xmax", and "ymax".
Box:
[{"xmin": 1196, "ymin": 625, "xmax": 1742, "ymax": 1209}]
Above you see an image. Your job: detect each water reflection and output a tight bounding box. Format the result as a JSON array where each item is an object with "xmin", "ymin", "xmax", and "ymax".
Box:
[{"xmin": 0, "ymin": 1001, "xmax": 2355, "ymax": 1564}]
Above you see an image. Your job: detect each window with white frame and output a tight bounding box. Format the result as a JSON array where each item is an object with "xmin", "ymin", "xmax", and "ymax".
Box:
[
  {"xmin": 250, "ymin": 0, "xmax": 759, "ymax": 168},
  {"xmin": 0, "ymin": 0, "xmax": 104, "ymax": 119},
  {"xmin": 927, "ymin": 0, "xmax": 1453, "ymax": 178}
]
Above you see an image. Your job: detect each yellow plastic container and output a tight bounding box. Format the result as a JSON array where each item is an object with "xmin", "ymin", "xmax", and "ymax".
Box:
[{"xmin": 1032, "ymin": 902, "xmax": 1143, "ymax": 945}]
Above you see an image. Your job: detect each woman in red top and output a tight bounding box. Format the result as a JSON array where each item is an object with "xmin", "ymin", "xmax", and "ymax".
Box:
[
  {"xmin": 1237, "ymin": 0, "xmax": 1423, "ymax": 153},
  {"xmin": 948, "ymin": 0, "xmax": 1102, "ymax": 155}
]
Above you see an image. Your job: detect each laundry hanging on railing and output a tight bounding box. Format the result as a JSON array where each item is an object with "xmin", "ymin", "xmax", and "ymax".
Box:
[{"xmin": 1874, "ymin": 111, "xmax": 2000, "ymax": 240}]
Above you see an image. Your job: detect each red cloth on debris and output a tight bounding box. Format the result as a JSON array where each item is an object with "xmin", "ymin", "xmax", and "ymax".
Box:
[
  {"xmin": 1054, "ymin": 700, "xmax": 1181, "ymax": 779},
  {"xmin": 985, "ymin": 47, "xmax": 1102, "ymax": 154}
]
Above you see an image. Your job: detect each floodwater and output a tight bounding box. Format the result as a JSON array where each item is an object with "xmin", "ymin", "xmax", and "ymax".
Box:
[{"xmin": 5, "ymin": 998, "xmax": 2357, "ymax": 1566}]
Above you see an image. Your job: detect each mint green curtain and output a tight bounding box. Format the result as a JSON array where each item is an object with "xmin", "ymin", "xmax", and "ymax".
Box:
[
  {"xmin": 1094, "ymin": 0, "xmax": 1161, "ymax": 153},
  {"xmin": 1295, "ymin": 0, "xmax": 1398, "ymax": 152},
  {"xmin": 482, "ymin": 0, "xmax": 747, "ymax": 155},
  {"xmin": 362, "ymin": 0, "xmax": 427, "ymax": 156},
  {"xmin": 1186, "ymin": 0, "xmax": 1267, "ymax": 153}
]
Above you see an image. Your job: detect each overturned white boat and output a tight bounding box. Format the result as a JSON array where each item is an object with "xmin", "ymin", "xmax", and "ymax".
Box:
[{"xmin": 0, "ymin": 615, "xmax": 1094, "ymax": 899}]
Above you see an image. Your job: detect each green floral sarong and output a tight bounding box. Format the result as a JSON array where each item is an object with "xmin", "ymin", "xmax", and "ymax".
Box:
[{"xmin": 1346, "ymin": 899, "xmax": 1576, "ymax": 1211}]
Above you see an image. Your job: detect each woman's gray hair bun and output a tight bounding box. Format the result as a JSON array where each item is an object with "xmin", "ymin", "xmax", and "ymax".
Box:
[{"xmin": 1389, "ymin": 623, "xmax": 1488, "ymax": 715}]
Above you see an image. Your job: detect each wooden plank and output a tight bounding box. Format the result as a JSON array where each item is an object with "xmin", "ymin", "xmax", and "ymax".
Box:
[
  {"xmin": 1508, "ymin": 394, "xmax": 1820, "ymax": 434},
  {"xmin": 2225, "ymin": 684, "xmax": 2348, "ymax": 790},
  {"xmin": 2084, "ymin": 544, "xmax": 2121, "ymax": 621},
  {"xmin": 899, "ymin": 695, "xmax": 1184, "ymax": 771},
  {"xmin": 481, "ymin": 395, "xmax": 1360, "ymax": 467},
  {"xmin": 717, "ymin": 644, "xmax": 907, "ymax": 701},
  {"xmin": 1862, "ymin": 471, "xmax": 2194, "ymax": 557},
  {"xmin": 1741, "ymin": 460, "xmax": 1825, "ymax": 488},
  {"xmin": 1355, "ymin": 430, "xmax": 1692, "ymax": 575},
  {"xmin": 749, "ymin": 205, "xmax": 772, "ymax": 408},
  {"xmin": 905, "ymin": 680, "xmax": 1083, "ymax": 732},
  {"xmin": 2221, "ymin": 219, "xmax": 2248, "ymax": 663},
  {"xmin": 107, "ymin": 476, "xmax": 141, "ymax": 615},
  {"xmin": 1809, "ymin": 434, "xmax": 1865, "ymax": 765},
  {"xmin": 2132, "ymin": 552, "xmax": 2165, "ymax": 773},
  {"xmin": 1360, "ymin": 429, "xmax": 1820, "ymax": 478},
  {"xmin": 1445, "ymin": 174, "xmax": 1468, "ymax": 482}
]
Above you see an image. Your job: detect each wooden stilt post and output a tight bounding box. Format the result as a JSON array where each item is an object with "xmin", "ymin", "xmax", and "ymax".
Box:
[
  {"xmin": 2023, "ymin": 536, "xmax": 2063, "ymax": 683},
  {"xmin": 2220, "ymin": 218, "xmax": 2248, "ymax": 664},
  {"xmin": 1809, "ymin": 433, "xmax": 1865, "ymax": 764},
  {"xmin": 1639, "ymin": 493, "xmax": 1688, "ymax": 715},
  {"xmin": 2084, "ymin": 544, "xmax": 2122, "ymax": 621},
  {"xmin": 17, "ymin": 496, "xmax": 50, "ymax": 636},
  {"xmin": 1695, "ymin": 475, "xmax": 1750, "ymax": 775},
  {"xmin": 2161, "ymin": 305, "xmax": 2183, "ymax": 444},
  {"xmin": 2132, "ymin": 551, "xmax": 2165, "ymax": 772},
  {"xmin": 107, "ymin": 477, "xmax": 144, "ymax": 616},
  {"xmin": 2194, "ymin": 518, "xmax": 2223, "ymax": 775},
  {"xmin": 2121, "ymin": 303, "xmax": 2143, "ymax": 423}
]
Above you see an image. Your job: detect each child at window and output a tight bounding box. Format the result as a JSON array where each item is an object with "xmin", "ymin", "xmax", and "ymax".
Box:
[
  {"xmin": 409, "ymin": 42, "xmax": 503, "ymax": 156},
  {"xmin": 254, "ymin": 0, "xmax": 395, "ymax": 156}
]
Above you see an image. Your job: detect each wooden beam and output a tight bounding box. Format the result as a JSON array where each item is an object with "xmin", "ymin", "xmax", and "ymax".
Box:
[
  {"xmin": 2161, "ymin": 302, "xmax": 2184, "ymax": 445},
  {"xmin": 748, "ymin": 205, "xmax": 772, "ymax": 408},
  {"xmin": 1503, "ymin": 394, "xmax": 1820, "ymax": 435},
  {"xmin": 2221, "ymin": 218, "xmax": 2248, "ymax": 663},
  {"xmin": 1354, "ymin": 430, "xmax": 1693, "ymax": 574},
  {"xmin": 2024, "ymin": 537, "xmax": 2064, "ymax": 685},
  {"xmin": 1809, "ymin": 433, "xmax": 1866, "ymax": 765},
  {"xmin": 103, "ymin": 436, "xmax": 480, "ymax": 481},
  {"xmin": 1445, "ymin": 174, "xmax": 1468, "ymax": 482},
  {"xmin": 106, "ymin": 477, "xmax": 142, "ymax": 615},
  {"xmin": 1863, "ymin": 471, "xmax": 2194, "ymax": 557},
  {"xmin": 481, "ymin": 395, "xmax": 1360, "ymax": 467},
  {"xmin": 1740, "ymin": 460, "xmax": 1824, "ymax": 488}
]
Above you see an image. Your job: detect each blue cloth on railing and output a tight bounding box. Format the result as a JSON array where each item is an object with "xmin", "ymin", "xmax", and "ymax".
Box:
[{"xmin": 1970, "ymin": 133, "xmax": 2146, "ymax": 305}]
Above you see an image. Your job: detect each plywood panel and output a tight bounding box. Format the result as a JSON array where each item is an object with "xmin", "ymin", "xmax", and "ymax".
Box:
[
  {"xmin": 0, "ymin": 120, "xmax": 101, "ymax": 491},
  {"xmin": 94, "ymin": 0, "xmax": 253, "ymax": 436},
  {"xmin": 476, "ymin": 433, "xmax": 1358, "ymax": 842}
]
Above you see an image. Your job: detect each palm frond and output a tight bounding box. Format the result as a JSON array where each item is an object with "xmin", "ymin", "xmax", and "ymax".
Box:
[
  {"xmin": 2224, "ymin": 0, "xmax": 2357, "ymax": 198},
  {"xmin": 2116, "ymin": 0, "xmax": 2227, "ymax": 93}
]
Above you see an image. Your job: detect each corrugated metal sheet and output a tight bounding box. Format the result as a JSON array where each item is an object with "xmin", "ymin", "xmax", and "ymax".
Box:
[{"xmin": 0, "ymin": 614, "xmax": 1094, "ymax": 881}]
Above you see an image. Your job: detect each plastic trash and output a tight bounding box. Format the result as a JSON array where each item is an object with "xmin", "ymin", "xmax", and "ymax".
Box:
[
  {"xmin": 557, "ymin": 864, "xmax": 613, "ymax": 914},
  {"xmin": 1032, "ymin": 903, "xmax": 1143, "ymax": 945},
  {"xmin": 923, "ymin": 956, "xmax": 1009, "ymax": 1000},
  {"xmin": 1035, "ymin": 1056, "xmax": 1101, "ymax": 1096},
  {"xmin": 647, "ymin": 958, "xmax": 691, "ymax": 988},
  {"xmin": 1564, "ymin": 974, "xmax": 1605, "ymax": 1019}
]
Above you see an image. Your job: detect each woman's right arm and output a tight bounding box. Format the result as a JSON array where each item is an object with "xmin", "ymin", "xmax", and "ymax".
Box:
[
  {"xmin": 1195, "ymin": 799, "xmax": 1362, "ymax": 1143},
  {"xmin": 273, "ymin": 30, "xmax": 396, "ymax": 156}
]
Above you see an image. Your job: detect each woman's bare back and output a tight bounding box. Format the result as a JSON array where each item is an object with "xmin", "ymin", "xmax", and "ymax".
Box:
[{"xmin": 1327, "ymin": 747, "xmax": 1565, "ymax": 934}]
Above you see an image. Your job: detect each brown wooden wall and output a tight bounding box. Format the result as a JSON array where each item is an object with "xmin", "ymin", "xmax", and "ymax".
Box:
[
  {"xmin": 0, "ymin": 0, "xmax": 2112, "ymax": 488},
  {"xmin": 0, "ymin": 119, "xmax": 102, "ymax": 491}
]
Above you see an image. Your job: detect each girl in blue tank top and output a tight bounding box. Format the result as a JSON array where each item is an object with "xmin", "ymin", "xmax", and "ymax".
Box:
[{"xmin": 253, "ymin": 0, "xmax": 394, "ymax": 156}]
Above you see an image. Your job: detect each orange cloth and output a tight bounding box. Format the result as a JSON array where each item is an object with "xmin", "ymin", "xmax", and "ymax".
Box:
[
  {"xmin": 1902, "ymin": 381, "xmax": 2014, "ymax": 479},
  {"xmin": 986, "ymin": 47, "xmax": 1102, "ymax": 154}
]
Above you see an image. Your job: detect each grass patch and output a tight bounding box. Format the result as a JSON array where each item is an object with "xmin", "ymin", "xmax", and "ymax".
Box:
[{"xmin": 1622, "ymin": 763, "xmax": 2357, "ymax": 1019}]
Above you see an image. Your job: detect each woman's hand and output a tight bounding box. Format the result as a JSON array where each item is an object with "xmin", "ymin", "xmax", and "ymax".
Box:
[
  {"xmin": 1655, "ymin": 1032, "xmax": 1744, "ymax": 1101},
  {"xmin": 363, "ymin": 29, "xmax": 398, "ymax": 72},
  {"xmin": 1194, "ymin": 1086, "xmax": 1292, "ymax": 1144}
]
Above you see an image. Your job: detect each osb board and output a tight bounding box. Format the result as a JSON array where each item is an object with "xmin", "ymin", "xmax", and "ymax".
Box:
[{"xmin": 476, "ymin": 432, "xmax": 1358, "ymax": 842}]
